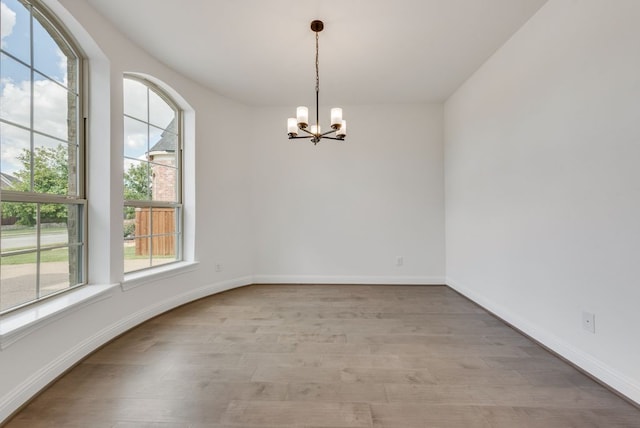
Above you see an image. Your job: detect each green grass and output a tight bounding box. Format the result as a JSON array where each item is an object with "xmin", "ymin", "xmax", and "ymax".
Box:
[
  {"xmin": 2, "ymin": 245, "xmax": 173, "ymax": 265},
  {"xmin": 1, "ymin": 247, "xmax": 69, "ymax": 264},
  {"xmin": 124, "ymin": 245, "xmax": 148, "ymax": 260},
  {"xmin": 124, "ymin": 245, "xmax": 173, "ymax": 260}
]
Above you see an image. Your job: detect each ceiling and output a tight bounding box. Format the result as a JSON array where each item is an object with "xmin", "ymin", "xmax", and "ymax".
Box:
[{"xmin": 85, "ymin": 0, "xmax": 547, "ymax": 106}]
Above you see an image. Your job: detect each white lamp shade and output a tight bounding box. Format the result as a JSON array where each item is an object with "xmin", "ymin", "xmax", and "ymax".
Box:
[
  {"xmin": 296, "ymin": 106, "xmax": 309, "ymax": 126},
  {"xmin": 287, "ymin": 118, "xmax": 298, "ymax": 134},
  {"xmin": 331, "ymin": 108, "xmax": 343, "ymax": 127},
  {"xmin": 310, "ymin": 124, "xmax": 321, "ymax": 135},
  {"xmin": 337, "ymin": 120, "xmax": 347, "ymax": 136}
]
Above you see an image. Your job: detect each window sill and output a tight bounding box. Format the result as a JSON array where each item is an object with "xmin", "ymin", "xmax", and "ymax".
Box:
[
  {"xmin": 121, "ymin": 261, "xmax": 199, "ymax": 291},
  {"xmin": 0, "ymin": 283, "xmax": 118, "ymax": 350}
]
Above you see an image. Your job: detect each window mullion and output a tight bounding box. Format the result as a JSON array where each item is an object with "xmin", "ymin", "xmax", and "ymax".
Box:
[
  {"xmin": 36, "ymin": 204, "xmax": 41, "ymax": 299},
  {"xmin": 29, "ymin": 3, "xmax": 35, "ymax": 193}
]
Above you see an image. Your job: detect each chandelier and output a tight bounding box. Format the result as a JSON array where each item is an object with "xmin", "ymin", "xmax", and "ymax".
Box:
[{"xmin": 287, "ymin": 20, "xmax": 346, "ymax": 145}]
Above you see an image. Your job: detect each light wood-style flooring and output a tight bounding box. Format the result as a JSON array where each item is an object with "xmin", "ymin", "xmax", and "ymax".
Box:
[{"xmin": 5, "ymin": 284, "xmax": 640, "ymax": 427}]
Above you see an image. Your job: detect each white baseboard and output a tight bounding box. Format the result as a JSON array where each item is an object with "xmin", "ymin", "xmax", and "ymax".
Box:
[
  {"xmin": 252, "ymin": 274, "xmax": 446, "ymax": 285},
  {"xmin": 0, "ymin": 275, "xmax": 253, "ymax": 424},
  {"xmin": 446, "ymin": 277, "xmax": 640, "ymax": 406}
]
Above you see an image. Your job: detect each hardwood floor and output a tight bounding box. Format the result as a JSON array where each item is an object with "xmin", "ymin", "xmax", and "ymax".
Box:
[{"xmin": 5, "ymin": 285, "xmax": 640, "ymax": 427}]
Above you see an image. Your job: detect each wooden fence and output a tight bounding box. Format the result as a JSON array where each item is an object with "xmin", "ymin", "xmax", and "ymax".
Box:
[{"xmin": 135, "ymin": 208, "xmax": 175, "ymax": 256}]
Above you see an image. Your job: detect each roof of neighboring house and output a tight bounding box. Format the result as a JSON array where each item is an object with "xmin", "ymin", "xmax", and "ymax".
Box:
[
  {"xmin": 0, "ymin": 172, "xmax": 19, "ymax": 189},
  {"xmin": 149, "ymin": 118, "xmax": 177, "ymax": 154}
]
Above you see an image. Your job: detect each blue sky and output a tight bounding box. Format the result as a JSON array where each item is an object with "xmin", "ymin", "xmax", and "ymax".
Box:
[
  {"xmin": 1, "ymin": 0, "xmax": 176, "ymax": 177},
  {"xmin": 2, "ymin": 0, "xmax": 68, "ymax": 83},
  {"xmin": 1, "ymin": 0, "xmax": 73, "ymax": 175}
]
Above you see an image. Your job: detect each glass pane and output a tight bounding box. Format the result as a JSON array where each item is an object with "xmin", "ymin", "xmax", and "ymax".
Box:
[
  {"xmin": 124, "ymin": 159, "xmax": 151, "ymax": 201},
  {"xmin": 150, "ymin": 207, "xmax": 176, "ymax": 235},
  {"xmin": 123, "ymin": 78, "xmax": 147, "ymax": 122},
  {"xmin": 31, "ymin": 138, "xmax": 79, "ymax": 196},
  {"xmin": 133, "ymin": 206, "xmax": 150, "ymax": 238},
  {"xmin": 1, "ymin": 0, "xmax": 31, "ymax": 65},
  {"xmin": 150, "ymin": 207, "xmax": 176, "ymax": 266},
  {"xmin": 30, "ymin": 139, "xmax": 73, "ymax": 196},
  {"xmin": 124, "ymin": 237, "xmax": 150, "ymax": 273},
  {"xmin": 1, "ymin": 203, "xmax": 37, "ymax": 249},
  {"xmin": 148, "ymin": 124, "xmax": 177, "ymax": 158},
  {"xmin": 0, "ymin": 122, "xmax": 30, "ymax": 182},
  {"xmin": 33, "ymin": 72, "xmax": 75, "ymax": 141},
  {"xmin": 151, "ymin": 234, "xmax": 177, "ymax": 267},
  {"xmin": 148, "ymin": 89, "xmax": 175, "ymax": 130},
  {"xmin": 0, "ymin": 251, "xmax": 37, "ymax": 312},
  {"xmin": 123, "ymin": 205, "xmax": 136, "ymax": 234},
  {"xmin": 148, "ymin": 124, "xmax": 164, "ymax": 153},
  {"xmin": 0, "ymin": 53, "xmax": 31, "ymax": 128},
  {"xmin": 32, "ymin": 9, "xmax": 76, "ymax": 87},
  {"xmin": 150, "ymin": 163, "xmax": 177, "ymax": 202},
  {"xmin": 124, "ymin": 116, "xmax": 148, "ymax": 160},
  {"xmin": 40, "ymin": 203, "xmax": 82, "ymax": 247},
  {"xmin": 66, "ymin": 203, "xmax": 83, "ymax": 244},
  {"xmin": 39, "ymin": 246, "xmax": 71, "ymax": 297}
]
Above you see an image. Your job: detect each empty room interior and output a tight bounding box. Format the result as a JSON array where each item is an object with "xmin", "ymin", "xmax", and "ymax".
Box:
[{"xmin": 1, "ymin": 0, "xmax": 639, "ymax": 426}]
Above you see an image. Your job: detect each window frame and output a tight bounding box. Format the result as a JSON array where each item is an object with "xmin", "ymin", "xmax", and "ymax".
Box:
[
  {"xmin": 122, "ymin": 74, "xmax": 184, "ymax": 274},
  {"xmin": 0, "ymin": 0, "xmax": 87, "ymax": 314}
]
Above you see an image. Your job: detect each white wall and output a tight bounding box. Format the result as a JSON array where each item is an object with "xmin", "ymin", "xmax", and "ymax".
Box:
[
  {"xmin": 445, "ymin": 0, "xmax": 640, "ymax": 403},
  {"xmin": 0, "ymin": 0, "xmax": 254, "ymax": 422},
  {"xmin": 252, "ymin": 104, "xmax": 445, "ymax": 284}
]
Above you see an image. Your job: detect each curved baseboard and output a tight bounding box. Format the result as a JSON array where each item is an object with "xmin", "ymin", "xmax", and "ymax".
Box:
[
  {"xmin": 0, "ymin": 276, "xmax": 253, "ymax": 424},
  {"xmin": 7, "ymin": 276, "xmax": 635, "ymax": 425}
]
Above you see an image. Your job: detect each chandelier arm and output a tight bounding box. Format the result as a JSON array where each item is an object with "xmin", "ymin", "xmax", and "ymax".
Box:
[
  {"xmin": 320, "ymin": 129, "xmax": 337, "ymax": 137},
  {"xmin": 288, "ymin": 135, "xmax": 314, "ymax": 139},
  {"xmin": 321, "ymin": 136, "xmax": 345, "ymax": 141},
  {"xmin": 298, "ymin": 127, "xmax": 315, "ymax": 136}
]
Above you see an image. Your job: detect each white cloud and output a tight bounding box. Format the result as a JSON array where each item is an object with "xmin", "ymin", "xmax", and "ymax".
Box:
[
  {"xmin": 126, "ymin": 133, "xmax": 145, "ymax": 149},
  {"xmin": 1, "ymin": 2, "xmax": 16, "ymax": 47},
  {"xmin": 1, "ymin": 77, "xmax": 73, "ymax": 174},
  {"xmin": 56, "ymin": 48, "xmax": 68, "ymax": 81}
]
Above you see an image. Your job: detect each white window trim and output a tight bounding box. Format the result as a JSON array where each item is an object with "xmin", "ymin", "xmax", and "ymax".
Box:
[
  {"xmin": 0, "ymin": 283, "xmax": 117, "ymax": 350},
  {"xmin": 121, "ymin": 260, "xmax": 199, "ymax": 291},
  {"xmin": 0, "ymin": 260, "xmax": 200, "ymax": 348}
]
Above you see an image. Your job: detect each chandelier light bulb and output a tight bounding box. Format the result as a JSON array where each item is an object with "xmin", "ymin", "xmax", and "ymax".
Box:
[
  {"xmin": 337, "ymin": 120, "xmax": 346, "ymax": 137},
  {"xmin": 296, "ymin": 106, "xmax": 309, "ymax": 128},
  {"xmin": 331, "ymin": 108, "xmax": 343, "ymax": 129},
  {"xmin": 287, "ymin": 118, "xmax": 298, "ymax": 136}
]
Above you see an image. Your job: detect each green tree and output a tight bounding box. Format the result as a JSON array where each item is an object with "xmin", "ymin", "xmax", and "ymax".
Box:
[
  {"xmin": 3, "ymin": 145, "xmax": 69, "ymax": 226},
  {"xmin": 123, "ymin": 162, "xmax": 151, "ymax": 220},
  {"xmin": 124, "ymin": 162, "xmax": 151, "ymax": 201}
]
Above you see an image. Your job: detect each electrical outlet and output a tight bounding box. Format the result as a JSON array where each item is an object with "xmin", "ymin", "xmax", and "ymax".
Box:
[
  {"xmin": 396, "ymin": 256, "xmax": 403, "ymax": 266},
  {"xmin": 215, "ymin": 264, "xmax": 222, "ymax": 272},
  {"xmin": 582, "ymin": 311, "xmax": 595, "ymax": 333}
]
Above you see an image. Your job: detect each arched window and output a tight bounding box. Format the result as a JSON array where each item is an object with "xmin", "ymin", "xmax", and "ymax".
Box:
[
  {"xmin": 123, "ymin": 75, "xmax": 182, "ymax": 273},
  {"xmin": 0, "ymin": 0, "xmax": 85, "ymax": 312}
]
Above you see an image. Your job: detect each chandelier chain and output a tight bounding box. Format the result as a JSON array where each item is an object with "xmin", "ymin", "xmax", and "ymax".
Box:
[{"xmin": 315, "ymin": 31, "xmax": 319, "ymax": 94}]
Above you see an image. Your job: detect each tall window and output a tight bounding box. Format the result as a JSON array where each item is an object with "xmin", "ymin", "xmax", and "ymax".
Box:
[
  {"xmin": 0, "ymin": 0, "xmax": 85, "ymax": 313},
  {"xmin": 123, "ymin": 76, "xmax": 182, "ymax": 273}
]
